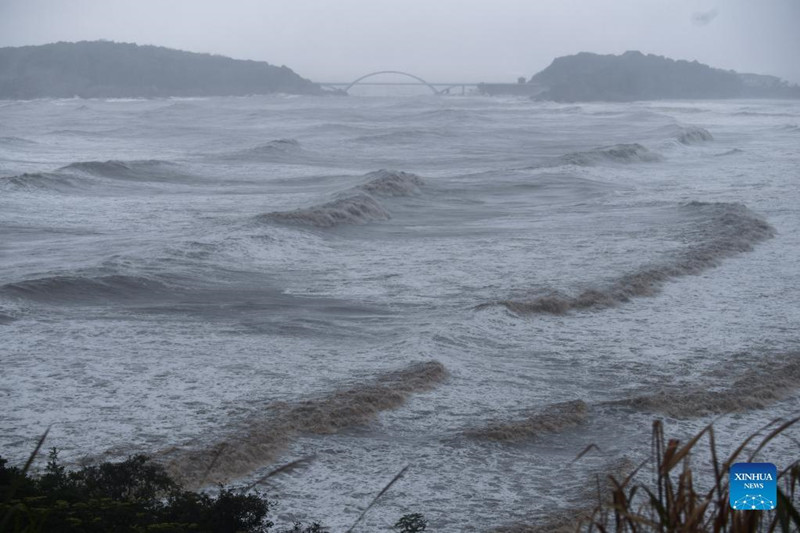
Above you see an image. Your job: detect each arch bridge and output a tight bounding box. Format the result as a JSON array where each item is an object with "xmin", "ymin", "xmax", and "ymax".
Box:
[{"xmin": 319, "ymin": 70, "xmax": 475, "ymax": 95}]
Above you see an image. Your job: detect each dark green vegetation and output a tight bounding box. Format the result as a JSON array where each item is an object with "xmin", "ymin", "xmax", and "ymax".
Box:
[
  {"xmin": 0, "ymin": 449, "xmax": 323, "ymax": 532},
  {"xmin": 2, "ymin": 418, "xmax": 798, "ymax": 532},
  {"xmin": 528, "ymin": 51, "xmax": 800, "ymax": 102},
  {"xmin": 0, "ymin": 41, "xmax": 324, "ymax": 99},
  {"xmin": 1, "ymin": 444, "xmax": 426, "ymax": 532},
  {"xmin": 393, "ymin": 513, "xmax": 427, "ymax": 532}
]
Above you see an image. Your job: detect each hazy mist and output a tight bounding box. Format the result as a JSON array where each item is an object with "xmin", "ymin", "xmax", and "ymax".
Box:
[{"xmin": 1, "ymin": 0, "xmax": 798, "ymax": 84}]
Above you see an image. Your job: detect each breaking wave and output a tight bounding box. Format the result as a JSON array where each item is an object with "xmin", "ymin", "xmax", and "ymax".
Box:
[
  {"xmin": 674, "ymin": 126, "xmax": 713, "ymax": 144},
  {"xmin": 465, "ymin": 400, "xmax": 588, "ymax": 442},
  {"xmin": 0, "ymin": 274, "xmax": 173, "ymax": 303},
  {"xmin": 354, "ymin": 129, "xmax": 452, "ymax": 144},
  {"xmin": 60, "ymin": 159, "xmax": 176, "ymax": 179},
  {"xmin": 224, "ymin": 138, "xmax": 307, "ymax": 161},
  {"xmin": 609, "ymin": 356, "xmax": 800, "ymax": 418},
  {"xmin": 734, "ymin": 111, "xmax": 796, "ymax": 117},
  {"xmin": 260, "ymin": 169, "xmax": 424, "ymax": 228},
  {"xmin": 541, "ymin": 105, "xmax": 583, "ymax": 114},
  {"xmin": 651, "ymin": 124, "xmax": 714, "ymax": 147},
  {"xmin": 0, "ymin": 136, "xmax": 36, "ymax": 145},
  {"xmin": 162, "ymin": 361, "xmax": 447, "ymax": 487},
  {"xmin": 263, "ymin": 193, "xmax": 390, "ymax": 227},
  {"xmin": 482, "ymin": 202, "xmax": 775, "ymax": 314},
  {"xmin": 62, "ymin": 160, "xmax": 137, "ymax": 175},
  {"xmin": 357, "ymin": 169, "xmax": 425, "ymax": 196},
  {"xmin": 651, "ymin": 106, "xmax": 709, "ymax": 114},
  {"xmin": 715, "ymin": 148, "xmax": 744, "ymax": 157},
  {"xmin": 46, "ymin": 128, "xmax": 121, "ymax": 137},
  {"xmin": 0, "ymin": 172, "xmax": 86, "ymax": 192},
  {"xmin": 558, "ymin": 143, "xmax": 662, "ymax": 166},
  {"xmin": 1, "ymin": 159, "xmax": 181, "ymax": 191},
  {"xmin": 244, "ymin": 138, "xmax": 300, "ymax": 153}
]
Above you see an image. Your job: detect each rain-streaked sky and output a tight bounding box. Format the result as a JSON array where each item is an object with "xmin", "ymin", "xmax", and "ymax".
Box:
[{"xmin": 1, "ymin": 0, "xmax": 798, "ymax": 84}]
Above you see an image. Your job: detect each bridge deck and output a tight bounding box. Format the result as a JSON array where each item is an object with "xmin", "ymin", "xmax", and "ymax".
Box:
[{"xmin": 316, "ymin": 71, "xmax": 537, "ymax": 95}]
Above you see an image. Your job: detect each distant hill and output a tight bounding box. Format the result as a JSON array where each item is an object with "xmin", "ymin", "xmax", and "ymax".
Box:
[
  {"xmin": 0, "ymin": 41, "xmax": 325, "ymax": 99},
  {"xmin": 527, "ymin": 51, "xmax": 800, "ymax": 102}
]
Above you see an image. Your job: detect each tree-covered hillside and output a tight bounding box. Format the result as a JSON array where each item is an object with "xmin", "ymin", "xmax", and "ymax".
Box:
[
  {"xmin": 0, "ymin": 41, "xmax": 324, "ymax": 99},
  {"xmin": 529, "ymin": 51, "xmax": 800, "ymax": 102}
]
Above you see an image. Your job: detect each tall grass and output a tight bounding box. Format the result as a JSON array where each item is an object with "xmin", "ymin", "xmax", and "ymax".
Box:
[{"xmin": 584, "ymin": 417, "xmax": 800, "ymax": 532}]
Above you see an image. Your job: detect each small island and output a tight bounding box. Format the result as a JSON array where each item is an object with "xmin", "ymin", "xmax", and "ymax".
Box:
[
  {"xmin": 480, "ymin": 51, "xmax": 800, "ymax": 101},
  {"xmin": 0, "ymin": 41, "xmax": 325, "ymax": 99}
]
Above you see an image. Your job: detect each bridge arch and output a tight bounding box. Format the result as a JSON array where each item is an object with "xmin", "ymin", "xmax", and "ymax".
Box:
[{"xmin": 343, "ymin": 70, "xmax": 440, "ymax": 95}]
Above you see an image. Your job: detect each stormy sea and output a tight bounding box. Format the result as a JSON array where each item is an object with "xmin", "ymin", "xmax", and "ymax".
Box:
[{"xmin": 1, "ymin": 94, "xmax": 799, "ymax": 530}]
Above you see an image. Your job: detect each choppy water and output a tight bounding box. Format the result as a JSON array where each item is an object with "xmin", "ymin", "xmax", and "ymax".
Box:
[{"xmin": 1, "ymin": 95, "xmax": 799, "ymax": 531}]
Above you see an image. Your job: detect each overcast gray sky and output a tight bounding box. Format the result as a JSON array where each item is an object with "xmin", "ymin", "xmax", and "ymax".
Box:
[{"xmin": 1, "ymin": 0, "xmax": 798, "ymax": 84}]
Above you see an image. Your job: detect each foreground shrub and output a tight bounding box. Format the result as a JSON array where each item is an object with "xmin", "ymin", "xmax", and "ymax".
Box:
[
  {"xmin": 0, "ymin": 448, "xmax": 316, "ymax": 532},
  {"xmin": 394, "ymin": 512, "xmax": 428, "ymax": 532}
]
